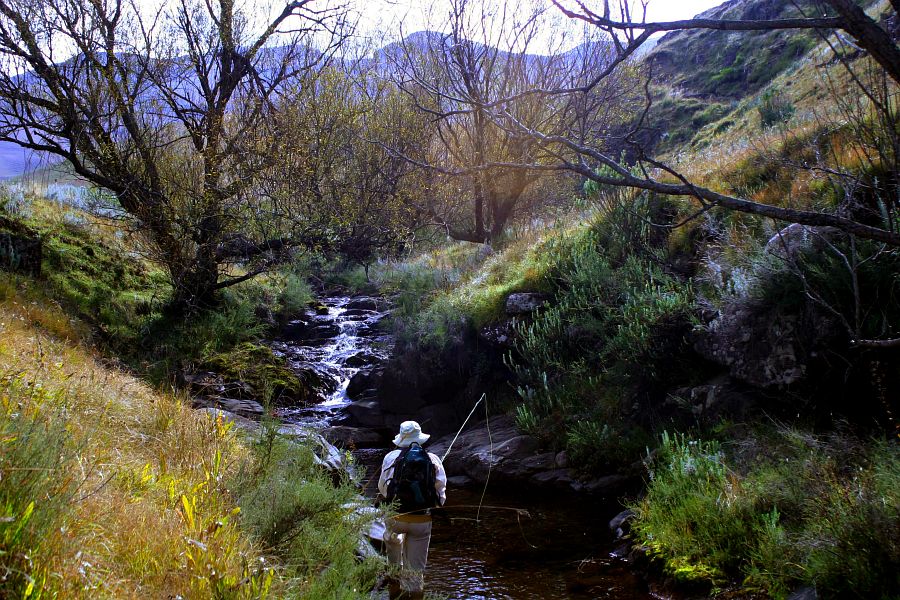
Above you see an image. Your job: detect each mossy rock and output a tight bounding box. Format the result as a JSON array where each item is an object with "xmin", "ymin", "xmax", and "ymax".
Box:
[
  {"xmin": 310, "ymin": 301, "xmax": 330, "ymax": 315},
  {"xmin": 202, "ymin": 342, "xmax": 326, "ymax": 405}
]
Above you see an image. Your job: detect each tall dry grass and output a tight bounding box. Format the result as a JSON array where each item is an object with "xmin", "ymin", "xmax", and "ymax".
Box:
[{"xmin": 0, "ymin": 274, "xmax": 278, "ymax": 599}]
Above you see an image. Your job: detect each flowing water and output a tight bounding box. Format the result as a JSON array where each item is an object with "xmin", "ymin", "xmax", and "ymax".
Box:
[
  {"xmin": 270, "ymin": 296, "xmax": 392, "ymax": 427},
  {"xmin": 272, "ymin": 297, "xmax": 654, "ymax": 600}
]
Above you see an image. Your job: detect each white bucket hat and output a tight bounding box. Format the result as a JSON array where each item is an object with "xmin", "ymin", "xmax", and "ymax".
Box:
[{"xmin": 392, "ymin": 420, "xmax": 430, "ymax": 447}]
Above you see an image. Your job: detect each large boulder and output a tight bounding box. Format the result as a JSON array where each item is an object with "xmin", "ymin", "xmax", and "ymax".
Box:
[
  {"xmin": 347, "ymin": 367, "xmax": 384, "ymax": 400},
  {"xmin": 200, "ymin": 342, "xmax": 328, "ymax": 405},
  {"xmin": 192, "ymin": 396, "xmax": 265, "ymax": 419},
  {"xmin": 505, "ymin": 292, "xmax": 549, "ymax": 315},
  {"xmin": 428, "ymin": 416, "xmax": 587, "ymax": 491},
  {"xmin": 280, "ymin": 318, "xmax": 310, "ymax": 341},
  {"xmin": 375, "ymin": 326, "xmax": 508, "ymax": 438},
  {"xmin": 345, "ymin": 352, "xmax": 378, "ymax": 368},
  {"xmin": 324, "ymin": 426, "xmax": 385, "ymax": 448},
  {"xmin": 345, "ymin": 297, "xmax": 382, "ymax": 311},
  {"xmin": 278, "ymin": 424, "xmax": 348, "ymax": 473},
  {"xmin": 344, "ymin": 399, "xmax": 386, "ymax": 429},
  {"xmin": 196, "ymin": 409, "xmax": 351, "ymax": 477}
]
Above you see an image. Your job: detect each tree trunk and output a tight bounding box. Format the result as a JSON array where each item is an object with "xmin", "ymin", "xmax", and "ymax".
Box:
[{"xmin": 168, "ymin": 261, "xmax": 220, "ymax": 315}]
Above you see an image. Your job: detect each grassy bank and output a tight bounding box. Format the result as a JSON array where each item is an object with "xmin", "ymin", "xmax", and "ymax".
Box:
[
  {"xmin": 0, "ymin": 272, "xmax": 381, "ymax": 599},
  {"xmin": 0, "ymin": 189, "xmax": 384, "ymax": 599},
  {"xmin": 0, "ymin": 193, "xmax": 325, "ymax": 391}
]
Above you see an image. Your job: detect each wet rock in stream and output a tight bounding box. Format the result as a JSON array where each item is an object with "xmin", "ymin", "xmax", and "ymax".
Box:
[
  {"xmin": 323, "ymin": 426, "xmax": 385, "ymax": 448},
  {"xmin": 343, "ymin": 400, "xmax": 385, "ymax": 429},
  {"xmin": 429, "ymin": 415, "xmax": 637, "ymax": 495}
]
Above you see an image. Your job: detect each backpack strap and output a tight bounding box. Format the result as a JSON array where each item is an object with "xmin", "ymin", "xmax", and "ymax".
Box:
[{"xmin": 385, "ymin": 446, "xmax": 411, "ymax": 500}]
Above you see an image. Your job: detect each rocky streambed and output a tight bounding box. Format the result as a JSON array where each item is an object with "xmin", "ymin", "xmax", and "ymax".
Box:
[{"xmin": 190, "ymin": 295, "xmax": 655, "ymax": 599}]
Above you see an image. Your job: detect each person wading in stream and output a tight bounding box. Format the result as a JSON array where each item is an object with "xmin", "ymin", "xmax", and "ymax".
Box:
[{"xmin": 378, "ymin": 420, "xmax": 447, "ymax": 600}]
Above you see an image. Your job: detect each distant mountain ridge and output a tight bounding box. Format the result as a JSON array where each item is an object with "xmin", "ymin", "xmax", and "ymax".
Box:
[
  {"xmin": 0, "ymin": 28, "xmax": 612, "ymax": 180},
  {"xmin": 648, "ymin": 0, "xmax": 822, "ymax": 99},
  {"xmin": 0, "ymin": 0, "xmax": 836, "ymax": 179}
]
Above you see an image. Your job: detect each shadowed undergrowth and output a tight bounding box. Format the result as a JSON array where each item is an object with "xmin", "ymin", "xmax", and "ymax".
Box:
[{"xmin": 632, "ymin": 429, "xmax": 900, "ymax": 599}]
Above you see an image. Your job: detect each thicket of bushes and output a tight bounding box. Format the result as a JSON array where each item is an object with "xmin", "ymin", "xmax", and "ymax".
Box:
[
  {"xmin": 633, "ymin": 429, "xmax": 900, "ymax": 599},
  {"xmin": 511, "ymin": 195, "xmax": 698, "ymax": 470}
]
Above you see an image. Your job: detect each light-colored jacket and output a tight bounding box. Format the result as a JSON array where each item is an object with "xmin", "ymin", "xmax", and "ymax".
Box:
[{"xmin": 378, "ymin": 447, "xmax": 447, "ymax": 506}]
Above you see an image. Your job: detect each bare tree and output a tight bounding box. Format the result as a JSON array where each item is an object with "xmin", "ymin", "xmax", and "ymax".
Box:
[
  {"xmin": 260, "ymin": 51, "xmax": 431, "ymax": 274},
  {"xmin": 0, "ymin": 0, "xmax": 347, "ymax": 312},
  {"xmin": 469, "ymin": 0, "xmax": 900, "ymax": 249},
  {"xmin": 386, "ymin": 0, "xmax": 638, "ymax": 243}
]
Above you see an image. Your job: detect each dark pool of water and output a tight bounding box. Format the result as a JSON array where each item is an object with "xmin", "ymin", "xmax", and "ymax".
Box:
[
  {"xmin": 354, "ymin": 446, "xmax": 652, "ymax": 600},
  {"xmin": 424, "ymin": 488, "xmax": 651, "ymax": 600}
]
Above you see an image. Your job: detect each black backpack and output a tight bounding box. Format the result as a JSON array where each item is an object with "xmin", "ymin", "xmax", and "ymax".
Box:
[{"xmin": 386, "ymin": 443, "xmax": 438, "ymax": 513}]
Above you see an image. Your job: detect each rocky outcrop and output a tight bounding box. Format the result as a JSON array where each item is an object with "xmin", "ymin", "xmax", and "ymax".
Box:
[
  {"xmin": 693, "ymin": 300, "xmax": 838, "ymax": 389},
  {"xmin": 505, "ymin": 292, "xmax": 549, "ymax": 315},
  {"xmin": 478, "ymin": 319, "xmax": 518, "ymax": 349},
  {"xmin": 428, "ymin": 416, "xmax": 634, "ymax": 496},
  {"xmin": 0, "ymin": 216, "xmax": 41, "ymax": 276},
  {"xmin": 344, "ymin": 399, "xmax": 385, "ymax": 429}
]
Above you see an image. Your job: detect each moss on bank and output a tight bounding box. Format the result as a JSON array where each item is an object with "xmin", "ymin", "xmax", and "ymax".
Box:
[{"xmin": 202, "ymin": 342, "xmax": 324, "ymax": 405}]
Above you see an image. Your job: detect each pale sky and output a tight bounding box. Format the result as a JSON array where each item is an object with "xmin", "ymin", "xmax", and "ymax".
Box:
[{"xmin": 352, "ymin": 0, "xmax": 726, "ymax": 45}]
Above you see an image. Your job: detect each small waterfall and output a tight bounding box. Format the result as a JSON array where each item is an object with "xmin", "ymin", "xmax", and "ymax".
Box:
[{"xmin": 269, "ymin": 296, "xmax": 392, "ymax": 427}]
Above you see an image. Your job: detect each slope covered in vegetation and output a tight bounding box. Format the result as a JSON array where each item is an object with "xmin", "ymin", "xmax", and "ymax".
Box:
[
  {"xmin": 1, "ymin": 0, "xmax": 899, "ymax": 597},
  {"xmin": 0, "ymin": 196, "xmax": 380, "ymax": 599},
  {"xmin": 372, "ymin": 23, "xmax": 900, "ymax": 596}
]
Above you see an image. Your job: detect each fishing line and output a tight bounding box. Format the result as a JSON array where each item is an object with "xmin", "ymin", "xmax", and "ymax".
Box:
[
  {"xmin": 476, "ymin": 394, "xmax": 491, "ymax": 523},
  {"xmin": 396, "ymin": 505, "xmax": 530, "ymax": 518},
  {"xmin": 516, "ymin": 509, "xmax": 539, "ymax": 549},
  {"xmin": 441, "ymin": 393, "xmax": 486, "ymax": 462}
]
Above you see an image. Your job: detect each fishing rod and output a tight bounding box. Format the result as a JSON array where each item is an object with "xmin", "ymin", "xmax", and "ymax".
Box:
[
  {"xmin": 441, "ymin": 393, "xmax": 486, "ymax": 461},
  {"xmin": 359, "ymin": 392, "xmax": 485, "ymax": 496}
]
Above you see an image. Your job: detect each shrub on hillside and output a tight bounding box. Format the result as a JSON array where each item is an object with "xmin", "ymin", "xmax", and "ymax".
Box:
[
  {"xmin": 510, "ymin": 200, "xmax": 696, "ymax": 468},
  {"xmin": 757, "ymin": 88, "xmax": 795, "ymax": 128},
  {"xmin": 632, "ymin": 429, "xmax": 900, "ymax": 599}
]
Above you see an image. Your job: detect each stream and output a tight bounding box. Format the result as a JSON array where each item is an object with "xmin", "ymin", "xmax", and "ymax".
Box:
[{"xmin": 271, "ymin": 297, "xmax": 655, "ymax": 600}]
